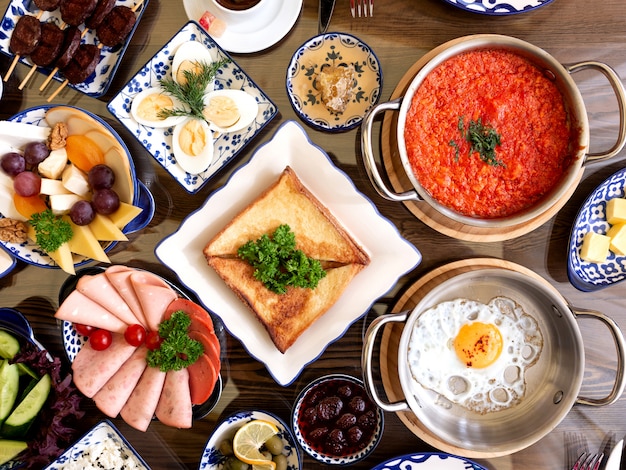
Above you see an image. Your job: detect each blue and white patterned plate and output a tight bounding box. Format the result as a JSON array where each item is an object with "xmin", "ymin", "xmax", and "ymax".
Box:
[
  {"xmin": 199, "ymin": 410, "xmax": 301, "ymax": 470},
  {"xmin": 0, "ymin": 247, "xmax": 16, "ymax": 279},
  {"xmin": 155, "ymin": 121, "xmax": 422, "ymax": 386},
  {"xmin": 286, "ymin": 33, "xmax": 382, "ymax": 132},
  {"xmin": 291, "ymin": 374, "xmax": 383, "ymax": 466},
  {"xmin": 44, "ymin": 420, "xmax": 150, "ymax": 469},
  {"xmin": 441, "ymin": 0, "xmax": 554, "ymax": 15},
  {"xmin": 107, "ymin": 21, "xmax": 278, "ymax": 194},
  {"xmin": 567, "ymin": 167, "xmax": 626, "ymax": 291},
  {"xmin": 0, "ymin": 106, "xmax": 155, "ymax": 272},
  {"xmin": 0, "ymin": 0, "xmax": 148, "ymax": 98},
  {"xmin": 371, "ymin": 452, "xmax": 487, "ymax": 470}
]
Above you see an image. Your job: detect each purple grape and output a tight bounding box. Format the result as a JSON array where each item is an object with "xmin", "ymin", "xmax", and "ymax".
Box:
[
  {"xmin": 88, "ymin": 164, "xmax": 115, "ymax": 190},
  {"xmin": 13, "ymin": 171, "xmax": 41, "ymax": 197},
  {"xmin": 1, "ymin": 152, "xmax": 26, "ymax": 176},
  {"xmin": 92, "ymin": 188, "xmax": 120, "ymax": 215},
  {"xmin": 70, "ymin": 200, "xmax": 95, "ymax": 225},
  {"xmin": 23, "ymin": 141, "xmax": 50, "ymax": 166}
]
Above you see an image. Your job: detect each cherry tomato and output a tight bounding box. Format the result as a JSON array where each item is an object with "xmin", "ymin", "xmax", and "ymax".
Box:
[
  {"xmin": 74, "ymin": 323, "xmax": 97, "ymax": 337},
  {"xmin": 89, "ymin": 329, "xmax": 113, "ymax": 351},
  {"xmin": 145, "ymin": 331, "xmax": 163, "ymax": 351},
  {"xmin": 124, "ymin": 324, "xmax": 146, "ymax": 347}
]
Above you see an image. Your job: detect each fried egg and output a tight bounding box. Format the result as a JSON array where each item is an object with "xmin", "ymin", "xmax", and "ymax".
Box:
[{"xmin": 407, "ymin": 296, "xmax": 543, "ymax": 414}]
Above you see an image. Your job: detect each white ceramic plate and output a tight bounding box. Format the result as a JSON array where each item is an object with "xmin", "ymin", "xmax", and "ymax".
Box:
[
  {"xmin": 286, "ymin": 33, "xmax": 383, "ymax": 132},
  {"xmin": 0, "ymin": 0, "xmax": 148, "ymax": 97},
  {"xmin": 155, "ymin": 120, "xmax": 422, "ymax": 385},
  {"xmin": 198, "ymin": 410, "xmax": 301, "ymax": 469},
  {"xmin": 44, "ymin": 420, "xmax": 150, "ymax": 470},
  {"xmin": 182, "ymin": 0, "xmax": 302, "ymax": 53},
  {"xmin": 0, "ymin": 106, "xmax": 154, "ymax": 271},
  {"xmin": 107, "ymin": 21, "xmax": 277, "ymax": 194},
  {"xmin": 371, "ymin": 452, "xmax": 487, "ymax": 470},
  {"xmin": 441, "ymin": 0, "xmax": 554, "ymax": 15},
  {"xmin": 567, "ymin": 167, "xmax": 626, "ymax": 291},
  {"xmin": 0, "ymin": 247, "xmax": 16, "ymax": 279}
]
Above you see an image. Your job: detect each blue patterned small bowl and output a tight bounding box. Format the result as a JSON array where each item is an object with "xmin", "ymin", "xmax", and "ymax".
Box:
[
  {"xmin": 44, "ymin": 420, "xmax": 149, "ymax": 469},
  {"xmin": 567, "ymin": 167, "xmax": 626, "ymax": 291},
  {"xmin": 198, "ymin": 410, "xmax": 301, "ymax": 470},
  {"xmin": 291, "ymin": 374, "xmax": 384, "ymax": 465}
]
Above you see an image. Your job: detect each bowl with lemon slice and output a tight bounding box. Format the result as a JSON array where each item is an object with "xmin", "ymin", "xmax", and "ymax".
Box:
[{"xmin": 199, "ymin": 410, "xmax": 301, "ymax": 470}]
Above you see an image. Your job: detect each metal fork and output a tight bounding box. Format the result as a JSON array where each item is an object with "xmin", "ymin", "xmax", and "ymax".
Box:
[
  {"xmin": 350, "ymin": 0, "xmax": 373, "ymax": 17},
  {"xmin": 571, "ymin": 452, "xmax": 604, "ymax": 470}
]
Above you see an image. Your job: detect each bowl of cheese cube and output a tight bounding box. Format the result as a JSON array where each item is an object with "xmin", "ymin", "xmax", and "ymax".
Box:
[{"xmin": 568, "ymin": 166, "xmax": 626, "ymax": 291}]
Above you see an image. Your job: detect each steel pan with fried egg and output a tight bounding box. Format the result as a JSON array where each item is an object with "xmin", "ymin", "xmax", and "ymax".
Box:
[{"xmin": 362, "ymin": 267, "xmax": 626, "ymax": 457}]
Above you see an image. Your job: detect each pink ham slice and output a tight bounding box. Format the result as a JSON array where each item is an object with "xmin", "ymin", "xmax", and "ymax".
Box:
[
  {"xmin": 71, "ymin": 334, "xmax": 137, "ymax": 398},
  {"xmin": 120, "ymin": 366, "xmax": 167, "ymax": 432},
  {"xmin": 56, "ymin": 290, "xmax": 127, "ymax": 334},
  {"xmin": 76, "ymin": 272, "xmax": 139, "ymax": 327},
  {"xmin": 92, "ymin": 345, "xmax": 148, "ymax": 418},
  {"xmin": 105, "ymin": 266, "xmax": 149, "ymax": 328},
  {"xmin": 130, "ymin": 271, "xmax": 178, "ymax": 332},
  {"xmin": 155, "ymin": 368, "xmax": 193, "ymax": 428}
]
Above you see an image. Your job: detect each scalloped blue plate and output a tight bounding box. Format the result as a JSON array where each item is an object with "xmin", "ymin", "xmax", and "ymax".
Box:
[
  {"xmin": 0, "ymin": 247, "xmax": 16, "ymax": 279},
  {"xmin": 371, "ymin": 452, "xmax": 487, "ymax": 470},
  {"xmin": 567, "ymin": 167, "xmax": 626, "ymax": 291},
  {"xmin": 441, "ymin": 0, "xmax": 555, "ymax": 15}
]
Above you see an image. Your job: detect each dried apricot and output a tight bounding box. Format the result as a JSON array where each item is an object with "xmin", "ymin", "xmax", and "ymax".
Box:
[
  {"xmin": 65, "ymin": 134, "xmax": 105, "ymax": 172},
  {"xmin": 13, "ymin": 194, "xmax": 47, "ymax": 219}
]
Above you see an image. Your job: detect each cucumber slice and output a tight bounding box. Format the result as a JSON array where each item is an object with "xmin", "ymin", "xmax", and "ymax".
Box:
[
  {"xmin": 0, "ymin": 361, "xmax": 20, "ymax": 425},
  {"xmin": 0, "ymin": 332, "xmax": 20, "ymax": 360},
  {"xmin": 16, "ymin": 363, "xmax": 38, "ymax": 380},
  {"xmin": 0, "ymin": 439, "xmax": 28, "ymax": 465},
  {"xmin": 1, "ymin": 374, "xmax": 51, "ymax": 439}
]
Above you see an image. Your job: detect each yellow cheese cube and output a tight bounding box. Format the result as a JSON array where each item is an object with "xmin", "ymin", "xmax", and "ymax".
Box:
[
  {"xmin": 108, "ymin": 202, "xmax": 143, "ymax": 229},
  {"xmin": 580, "ymin": 231, "xmax": 611, "ymax": 263},
  {"xmin": 89, "ymin": 214, "xmax": 128, "ymax": 241},
  {"xmin": 64, "ymin": 217, "xmax": 110, "ymax": 263},
  {"xmin": 606, "ymin": 198, "xmax": 626, "ymax": 225},
  {"xmin": 608, "ymin": 223, "xmax": 626, "ymax": 256}
]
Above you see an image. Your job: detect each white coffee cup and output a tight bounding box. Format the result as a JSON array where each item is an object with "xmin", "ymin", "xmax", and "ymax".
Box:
[{"xmin": 209, "ymin": 0, "xmax": 277, "ymax": 30}]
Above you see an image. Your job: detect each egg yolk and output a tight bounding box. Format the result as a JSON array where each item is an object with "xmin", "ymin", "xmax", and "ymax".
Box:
[
  {"xmin": 176, "ymin": 59, "xmax": 202, "ymax": 85},
  {"xmin": 453, "ymin": 322, "xmax": 503, "ymax": 368},
  {"xmin": 203, "ymin": 96, "xmax": 241, "ymax": 129},
  {"xmin": 137, "ymin": 94, "xmax": 174, "ymax": 122},
  {"xmin": 178, "ymin": 119, "xmax": 207, "ymax": 156}
]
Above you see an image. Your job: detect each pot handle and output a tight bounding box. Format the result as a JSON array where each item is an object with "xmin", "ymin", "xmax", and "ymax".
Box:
[
  {"xmin": 566, "ymin": 61, "xmax": 626, "ymax": 163},
  {"xmin": 360, "ymin": 99, "xmax": 421, "ymax": 202},
  {"xmin": 571, "ymin": 307, "xmax": 626, "ymax": 406},
  {"xmin": 362, "ymin": 311, "xmax": 412, "ymax": 413}
]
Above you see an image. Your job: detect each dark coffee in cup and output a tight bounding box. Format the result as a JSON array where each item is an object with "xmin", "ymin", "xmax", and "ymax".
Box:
[{"xmin": 215, "ymin": 0, "xmax": 262, "ymax": 10}]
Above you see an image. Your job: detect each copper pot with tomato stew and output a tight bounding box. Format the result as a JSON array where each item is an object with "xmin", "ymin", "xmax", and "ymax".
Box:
[{"xmin": 361, "ymin": 34, "xmax": 626, "ymax": 228}]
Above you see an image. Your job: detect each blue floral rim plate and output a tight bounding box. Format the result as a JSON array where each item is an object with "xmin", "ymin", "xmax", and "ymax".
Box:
[
  {"xmin": 0, "ymin": 247, "xmax": 16, "ymax": 279},
  {"xmin": 59, "ymin": 265, "xmax": 225, "ymax": 420},
  {"xmin": 286, "ymin": 32, "xmax": 382, "ymax": 132},
  {"xmin": 0, "ymin": 106, "xmax": 154, "ymax": 272},
  {"xmin": 198, "ymin": 410, "xmax": 301, "ymax": 470},
  {"xmin": 44, "ymin": 419, "xmax": 150, "ymax": 469},
  {"xmin": 155, "ymin": 120, "xmax": 421, "ymax": 386},
  {"xmin": 567, "ymin": 167, "xmax": 626, "ymax": 291},
  {"xmin": 107, "ymin": 21, "xmax": 278, "ymax": 194},
  {"xmin": 371, "ymin": 452, "xmax": 487, "ymax": 470},
  {"xmin": 441, "ymin": 0, "xmax": 555, "ymax": 15},
  {"xmin": 0, "ymin": 0, "xmax": 148, "ymax": 98}
]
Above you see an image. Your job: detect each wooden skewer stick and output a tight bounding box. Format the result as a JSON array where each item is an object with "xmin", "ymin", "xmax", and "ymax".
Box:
[
  {"xmin": 18, "ymin": 63, "xmax": 38, "ymax": 90},
  {"xmin": 47, "ymin": 0, "xmax": 145, "ymax": 102},
  {"xmin": 3, "ymin": 11, "xmax": 44, "ymax": 83}
]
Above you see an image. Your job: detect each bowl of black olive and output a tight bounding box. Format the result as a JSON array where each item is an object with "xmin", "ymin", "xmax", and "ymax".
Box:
[{"xmin": 291, "ymin": 374, "xmax": 384, "ymax": 465}]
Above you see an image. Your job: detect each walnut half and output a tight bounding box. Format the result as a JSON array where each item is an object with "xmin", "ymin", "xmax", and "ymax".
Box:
[{"xmin": 0, "ymin": 218, "xmax": 28, "ymax": 243}]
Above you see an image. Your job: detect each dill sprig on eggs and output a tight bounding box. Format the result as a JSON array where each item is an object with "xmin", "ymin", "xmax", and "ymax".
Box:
[{"xmin": 157, "ymin": 59, "xmax": 230, "ymax": 121}]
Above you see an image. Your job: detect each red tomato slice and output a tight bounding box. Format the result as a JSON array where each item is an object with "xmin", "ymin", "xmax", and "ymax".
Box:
[
  {"xmin": 124, "ymin": 324, "xmax": 147, "ymax": 347},
  {"xmin": 89, "ymin": 329, "xmax": 113, "ymax": 351}
]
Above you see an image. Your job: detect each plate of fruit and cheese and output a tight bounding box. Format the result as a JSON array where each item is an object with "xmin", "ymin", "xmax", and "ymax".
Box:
[{"xmin": 0, "ymin": 105, "xmax": 154, "ymax": 275}]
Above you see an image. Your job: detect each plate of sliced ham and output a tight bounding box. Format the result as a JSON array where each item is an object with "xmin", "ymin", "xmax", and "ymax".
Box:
[{"xmin": 57, "ymin": 265, "xmax": 225, "ymax": 431}]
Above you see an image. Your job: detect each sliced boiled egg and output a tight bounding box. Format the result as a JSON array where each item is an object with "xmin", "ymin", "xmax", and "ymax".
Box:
[
  {"xmin": 202, "ymin": 89, "xmax": 259, "ymax": 134},
  {"xmin": 171, "ymin": 41, "xmax": 216, "ymax": 90},
  {"xmin": 130, "ymin": 87, "xmax": 188, "ymax": 129},
  {"xmin": 172, "ymin": 117, "xmax": 215, "ymax": 175}
]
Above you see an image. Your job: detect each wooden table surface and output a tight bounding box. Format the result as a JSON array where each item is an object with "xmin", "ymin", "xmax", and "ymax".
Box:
[{"xmin": 1, "ymin": 0, "xmax": 626, "ymax": 468}]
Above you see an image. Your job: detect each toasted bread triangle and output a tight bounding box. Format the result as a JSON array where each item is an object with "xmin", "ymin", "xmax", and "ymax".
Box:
[
  {"xmin": 203, "ymin": 166, "xmax": 369, "ymax": 265},
  {"xmin": 203, "ymin": 167, "xmax": 370, "ymax": 353}
]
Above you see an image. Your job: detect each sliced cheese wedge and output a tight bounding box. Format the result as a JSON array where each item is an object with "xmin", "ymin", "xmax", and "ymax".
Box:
[
  {"xmin": 108, "ymin": 202, "xmax": 143, "ymax": 229},
  {"xmin": 64, "ymin": 217, "xmax": 110, "ymax": 263},
  {"xmin": 89, "ymin": 214, "xmax": 128, "ymax": 241}
]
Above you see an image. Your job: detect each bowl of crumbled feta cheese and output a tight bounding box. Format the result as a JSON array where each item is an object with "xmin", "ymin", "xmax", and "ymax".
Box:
[{"xmin": 43, "ymin": 419, "xmax": 149, "ymax": 469}]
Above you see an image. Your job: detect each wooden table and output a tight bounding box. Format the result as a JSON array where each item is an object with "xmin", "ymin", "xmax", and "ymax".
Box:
[{"xmin": 1, "ymin": 0, "xmax": 626, "ymax": 468}]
